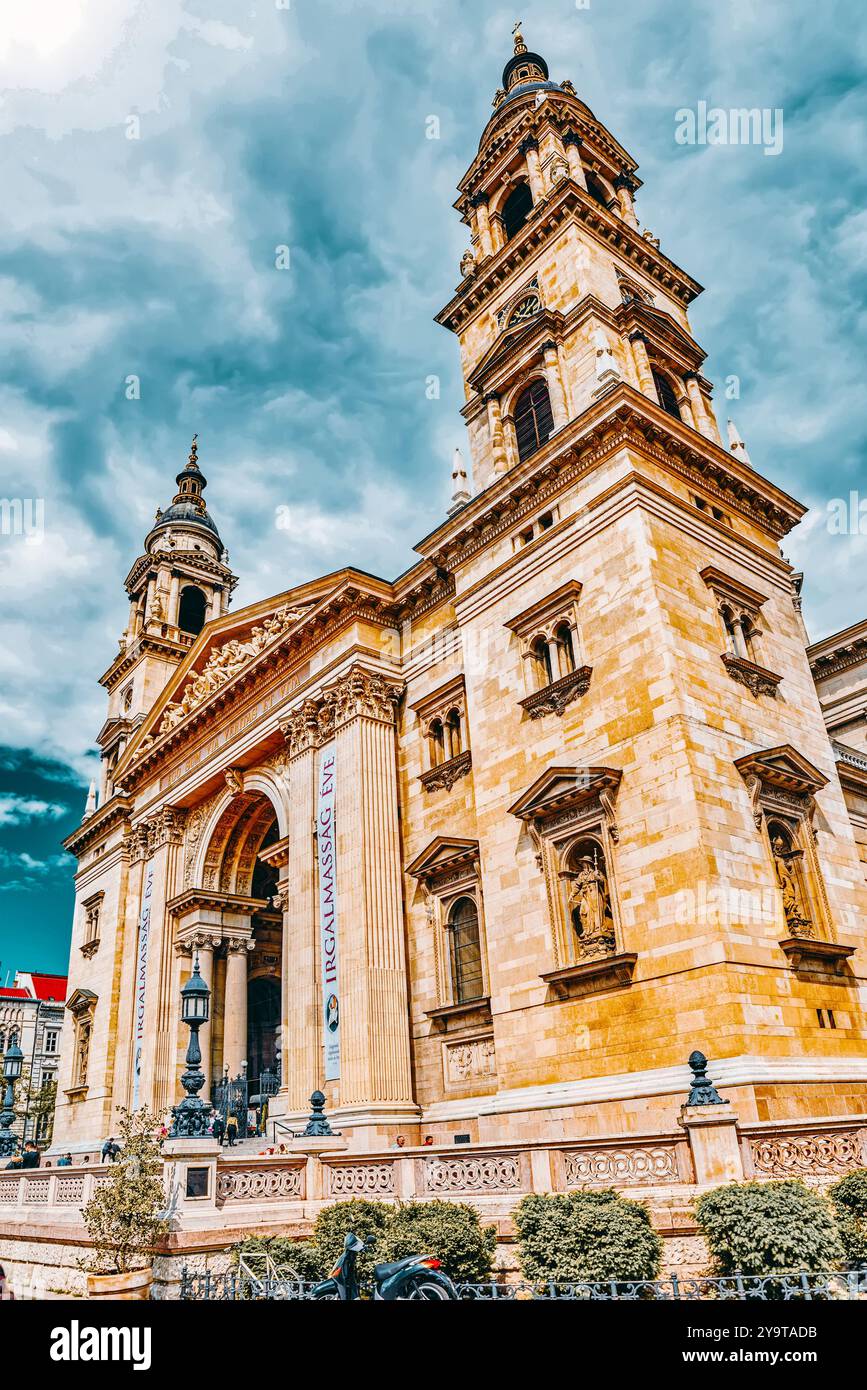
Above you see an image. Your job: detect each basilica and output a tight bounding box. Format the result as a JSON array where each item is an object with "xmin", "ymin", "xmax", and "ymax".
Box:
[{"xmin": 54, "ymin": 28, "xmax": 867, "ymax": 1160}]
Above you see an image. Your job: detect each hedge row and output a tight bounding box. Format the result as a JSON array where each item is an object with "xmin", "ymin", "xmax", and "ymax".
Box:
[{"xmin": 233, "ymin": 1168, "xmax": 867, "ymax": 1286}]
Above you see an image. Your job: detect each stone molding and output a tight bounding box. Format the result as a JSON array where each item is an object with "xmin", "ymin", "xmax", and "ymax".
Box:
[
  {"xmin": 519, "ymin": 664, "xmax": 592, "ymax": 718},
  {"xmin": 419, "ymin": 749, "xmax": 472, "ymax": 792},
  {"xmin": 280, "ymin": 665, "xmax": 403, "ymax": 759}
]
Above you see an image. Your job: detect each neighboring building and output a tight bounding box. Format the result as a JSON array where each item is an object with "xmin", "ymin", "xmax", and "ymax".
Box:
[
  {"xmin": 0, "ymin": 972, "xmax": 67, "ymax": 1145},
  {"xmin": 54, "ymin": 29, "xmax": 866, "ymax": 1159}
]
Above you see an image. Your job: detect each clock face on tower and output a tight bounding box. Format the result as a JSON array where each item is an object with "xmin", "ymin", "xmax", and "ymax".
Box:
[{"xmin": 507, "ymin": 291, "xmax": 542, "ymax": 326}]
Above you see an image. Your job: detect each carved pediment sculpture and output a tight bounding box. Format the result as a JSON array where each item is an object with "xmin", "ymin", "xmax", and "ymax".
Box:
[{"xmin": 155, "ymin": 602, "xmax": 306, "ymax": 737}]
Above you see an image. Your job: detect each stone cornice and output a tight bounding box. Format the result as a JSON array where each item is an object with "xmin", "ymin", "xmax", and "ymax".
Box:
[
  {"xmin": 808, "ymin": 618, "xmax": 867, "ymax": 681},
  {"xmin": 123, "ymin": 548, "xmax": 236, "ymax": 596},
  {"xmin": 100, "ymin": 632, "xmax": 195, "ymax": 691},
  {"xmin": 416, "ymin": 384, "xmax": 805, "ymax": 572},
  {"xmin": 167, "ymin": 888, "xmax": 267, "ymax": 921},
  {"xmin": 437, "ymin": 182, "xmax": 702, "ymax": 332},
  {"xmin": 280, "ymin": 664, "xmax": 404, "ymax": 758},
  {"xmin": 63, "ymin": 795, "xmax": 133, "ymax": 859}
]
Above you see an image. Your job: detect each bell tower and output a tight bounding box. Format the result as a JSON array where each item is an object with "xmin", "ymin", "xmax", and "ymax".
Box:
[
  {"xmin": 94, "ymin": 437, "xmax": 237, "ymax": 804},
  {"xmin": 437, "ymin": 24, "xmax": 722, "ymax": 493}
]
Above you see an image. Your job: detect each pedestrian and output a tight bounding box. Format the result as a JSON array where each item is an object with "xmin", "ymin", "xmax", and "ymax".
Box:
[
  {"xmin": 246, "ymin": 1105, "xmax": 257, "ymax": 1136},
  {"xmin": 57, "ymin": 1153, "xmax": 72, "ymax": 1167},
  {"xmin": 21, "ymin": 1141, "xmax": 40, "ymax": 1170},
  {"xmin": 101, "ymin": 1136, "xmax": 120, "ymax": 1163},
  {"xmin": 226, "ymin": 1111, "xmax": 238, "ymax": 1147},
  {"xmin": 212, "ymin": 1113, "xmax": 225, "ymax": 1145}
]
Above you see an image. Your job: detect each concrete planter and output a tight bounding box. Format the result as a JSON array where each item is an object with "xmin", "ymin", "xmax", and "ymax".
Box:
[{"xmin": 86, "ymin": 1268, "xmax": 153, "ymax": 1300}]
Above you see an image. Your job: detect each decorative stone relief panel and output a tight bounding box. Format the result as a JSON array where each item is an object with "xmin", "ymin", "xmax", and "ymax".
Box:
[
  {"xmin": 424, "ymin": 1154, "xmax": 522, "ymax": 1194},
  {"xmin": 749, "ymin": 1128, "xmax": 867, "ymax": 1179},
  {"xmin": 444, "ymin": 1035, "xmax": 496, "ymax": 1085},
  {"xmin": 564, "ymin": 1145, "xmax": 679, "ymax": 1188},
  {"xmin": 327, "ymin": 1164, "xmax": 396, "ymax": 1198}
]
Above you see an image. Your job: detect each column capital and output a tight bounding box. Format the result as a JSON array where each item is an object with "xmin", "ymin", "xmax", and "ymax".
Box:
[
  {"xmin": 540, "ymin": 338, "xmax": 559, "ymax": 355},
  {"xmin": 281, "ymin": 665, "xmax": 403, "ymax": 756},
  {"xmin": 518, "ymin": 135, "xmax": 540, "ymax": 154},
  {"xmin": 563, "ymin": 130, "xmax": 583, "ymax": 149},
  {"xmin": 224, "ymin": 936, "xmax": 256, "ymax": 956},
  {"xmin": 470, "ymin": 191, "xmax": 490, "ymax": 208},
  {"xmin": 483, "ymin": 390, "xmax": 501, "ymax": 405}
]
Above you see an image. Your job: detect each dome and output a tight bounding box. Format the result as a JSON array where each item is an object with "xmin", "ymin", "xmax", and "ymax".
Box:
[
  {"xmin": 502, "ymin": 78, "xmax": 561, "ymax": 105},
  {"xmin": 154, "ymin": 501, "xmax": 221, "ymax": 538}
]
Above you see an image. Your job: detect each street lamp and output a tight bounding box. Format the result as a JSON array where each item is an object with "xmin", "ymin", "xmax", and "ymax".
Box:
[
  {"xmin": 169, "ymin": 954, "xmax": 212, "ymax": 1139},
  {"xmin": 0, "ymin": 1037, "xmax": 24, "ymax": 1160}
]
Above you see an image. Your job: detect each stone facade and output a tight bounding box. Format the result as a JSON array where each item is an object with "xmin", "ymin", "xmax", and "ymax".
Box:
[{"xmin": 51, "ymin": 32, "xmax": 866, "ymax": 1169}]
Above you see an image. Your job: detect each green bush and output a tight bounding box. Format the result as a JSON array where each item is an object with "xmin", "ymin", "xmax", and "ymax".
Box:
[
  {"xmin": 230, "ymin": 1198, "xmax": 497, "ymax": 1290},
  {"xmin": 514, "ymin": 1190, "xmax": 662, "ymax": 1284},
  {"xmin": 695, "ymin": 1180, "xmax": 844, "ymax": 1277},
  {"xmin": 376, "ymin": 1200, "xmax": 496, "ymax": 1283},
  {"xmin": 310, "ymin": 1198, "xmax": 393, "ymax": 1287},
  {"xmin": 829, "ymin": 1169, "xmax": 867, "ymax": 1270}
]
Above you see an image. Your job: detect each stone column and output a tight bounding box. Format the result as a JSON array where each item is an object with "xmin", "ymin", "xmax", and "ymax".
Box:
[
  {"xmin": 142, "ymin": 810, "xmax": 186, "ymax": 1121},
  {"xmin": 680, "ymin": 1106, "xmax": 745, "ymax": 1185},
  {"xmin": 629, "ymin": 332, "xmax": 656, "ymax": 400},
  {"xmin": 541, "ymin": 340, "xmax": 569, "ymax": 428},
  {"xmin": 485, "ymin": 392, "xmax": 510, "ymax": 474},
  {"xmin": 327, "ymin": 667, "xmax": 418, "ymax": 1132},
  {"xmin": 614, "ymin": 173, "xmax": 640, "ymax": 229},
  {"xmin": 168, "ymin": 573, "xmax": 180, "ymax": 626},
  {"xmin": 519, "ymin": 137, "xmax": 544, "ymax": 202},
  {"xmin": 471, "ymin": 194, "xmax": 494, "ymax": 259},
  {"xmin": 563, "ymin": 132, "xmax": 587, "ymax": 189},
  {"xmin": 222, "ymin": 938, "xmax": 252, "ymax": 1076},
  {"xmin": 684, "ymin": 374, "xmax": 722, "ymax": 444}
]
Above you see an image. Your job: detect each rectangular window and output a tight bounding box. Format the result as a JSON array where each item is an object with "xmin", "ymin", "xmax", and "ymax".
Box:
[{"xmin": 44, "ymin": 1030, "xmax": 59, "ymax": 1054}]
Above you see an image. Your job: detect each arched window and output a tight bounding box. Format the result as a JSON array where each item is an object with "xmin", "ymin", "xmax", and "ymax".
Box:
[
  {"xmin": 502, "ymin": 181, "xmax": 534, "ymax": 241},
  {"xmin": 514, "ymin": 379, "xmax": 555, "ymax": 462},
  {"xmin": 446, "ymin": 897, "xmax": 484, "ymax": 1003},
  {"xmin": 721, "ymin": 604, "xmax": 753, "ymax": 660},
  {"xmin": 553, "ymin": 622, "xmax": 576, "ymax": 677},
  {"xmin": 428, "ymin": 718, "xmax": 445, "ymax": 767},
  {"xmin": 652, "ymin": 370, "xmax": 682, "ymax": 421},
  {"xmin": 178, "ymin": 585, "xmax": 208, "ymax": 636},
  {"xmin": 586, "ymin": 174, "xmax": 611, "ymax": 209},
  {"xmin": 530, "ymin": 635, "xmax": 554, "ymax": 690},
  {"xmin": 445, "ymin": 708, "xmax": 463, "ymax": 760}
]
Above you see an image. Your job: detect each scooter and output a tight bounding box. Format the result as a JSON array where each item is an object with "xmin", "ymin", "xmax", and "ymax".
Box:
[{"xmin": 310, "ymin": 1232, "xmax": 459, "ymax": 1300}]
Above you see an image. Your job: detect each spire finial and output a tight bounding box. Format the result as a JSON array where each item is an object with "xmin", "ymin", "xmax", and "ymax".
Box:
[
  {"xmin": 84, "ymin": 781, "xmax": 97, "ymax": 819},
  {"xmin": 188, "ymin": 434, "xmax": 200, "ymax": 470},
  {"xmin": 513, "ymin": 19, "xmax": 527, "ymax": 55},
  {"xmin": 726, "ymin": 418, "xmax": 752, "ymax": 465},
  {"xmin": 448, "ymin": 447, "xmax": 472, "ymax": 516}
]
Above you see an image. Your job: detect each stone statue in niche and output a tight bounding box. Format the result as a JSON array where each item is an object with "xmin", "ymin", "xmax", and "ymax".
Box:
[
  {"xmin": 771, "ymin": 835, "xmax": 813, "ymax": 937},
  {"xmin": 565, "ymin": 848, "xmax": 616, "ymax": 958}
]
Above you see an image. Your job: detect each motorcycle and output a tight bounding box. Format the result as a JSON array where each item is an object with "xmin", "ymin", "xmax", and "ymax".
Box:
[{"xmin": 310, "ymin": 1232, "xmax": 459, "ymax": 1301}]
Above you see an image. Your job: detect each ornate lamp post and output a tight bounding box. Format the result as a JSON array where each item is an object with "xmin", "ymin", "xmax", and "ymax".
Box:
[
  {"xmin": 0, "ymin": 1037, "xmax": 24, "ymax": 1159},
  {"xmin": 169, "ymin": 954, "xmax": 212, "ymax": 1139}
]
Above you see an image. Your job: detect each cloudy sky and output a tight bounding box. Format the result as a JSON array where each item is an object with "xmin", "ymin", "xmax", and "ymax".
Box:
[{"xmin": 1, "ymin": 0, "xmax": 865, "ymax": 975}]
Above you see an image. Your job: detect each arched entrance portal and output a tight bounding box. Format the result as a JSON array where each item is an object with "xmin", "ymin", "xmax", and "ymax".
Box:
[{"xmin": 194, "ymin": 789, "xmax": 284, "ymax": 1104}]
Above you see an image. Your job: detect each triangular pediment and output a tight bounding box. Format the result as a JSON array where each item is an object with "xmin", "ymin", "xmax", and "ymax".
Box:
[
  {"xmin": 118, "ymin": 567, "xmax": 394, "ymax": 771},
  {"xmin": 406, "ymin": 836, "xmax": 479, "ymax": 882},
  {"xmin": 466, "ymin": 310, "xmax": 563, "ymax": 393},
  {"xmin": 734, "ymin": 745, "xmax": 828, "ymax": 795},
  {"xmin": 509, "ymin": 765, "xmax": 622, "ymax": 821},
  {"xmin": 67, "ymin": 987, "xmax": 98, "ymax": 1016}
]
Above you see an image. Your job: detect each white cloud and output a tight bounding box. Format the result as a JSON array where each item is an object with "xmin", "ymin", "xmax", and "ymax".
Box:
[{"xmin": 0, "ymin": 795, "xmax": 67, "ymax": 827}]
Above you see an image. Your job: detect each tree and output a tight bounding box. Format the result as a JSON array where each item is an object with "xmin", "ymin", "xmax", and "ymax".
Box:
[
  {"xmin": 80, "ymin": 1107, "xmax": 170, "ymax": 1274},
  {"xmin": 829, "ymin": 1169, "xmax": 867, "ymax": 1270},
  {"xmin": 515, "ymin": 1190, "xmax": 662, "ymax": 1284},
  {"xmin": 695, "ymin": 1180, "xmax": 844, "ymax": 1278}
]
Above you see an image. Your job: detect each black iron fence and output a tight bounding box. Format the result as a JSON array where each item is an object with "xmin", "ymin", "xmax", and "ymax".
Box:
[{"xmin": 179, "ymin": 1268, "xmax": 867, "ymax": 1302}]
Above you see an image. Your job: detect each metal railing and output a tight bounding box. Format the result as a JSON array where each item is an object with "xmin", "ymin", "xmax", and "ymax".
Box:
[{"xmin": 179, "ymin": 1268, "xmax": 867, "ymax": 1301}]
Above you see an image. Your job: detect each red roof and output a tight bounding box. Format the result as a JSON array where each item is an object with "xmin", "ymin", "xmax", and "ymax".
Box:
[
  {"xmin": 28, "ymin": 974, "xmax": 68, "ymax": 1003},
  {"xmin": 0, "ymin": 988, "xmax": 28, "ymax": 999}
]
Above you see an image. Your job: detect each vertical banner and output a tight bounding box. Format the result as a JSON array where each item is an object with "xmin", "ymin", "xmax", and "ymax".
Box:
[
  {"xmin": 317, "ymin": 742, "xmax": 340, "ymax": 1081},
  {"xmin": 131, "ymin": 864, "xmax": 154, "ymax": 1110}
]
